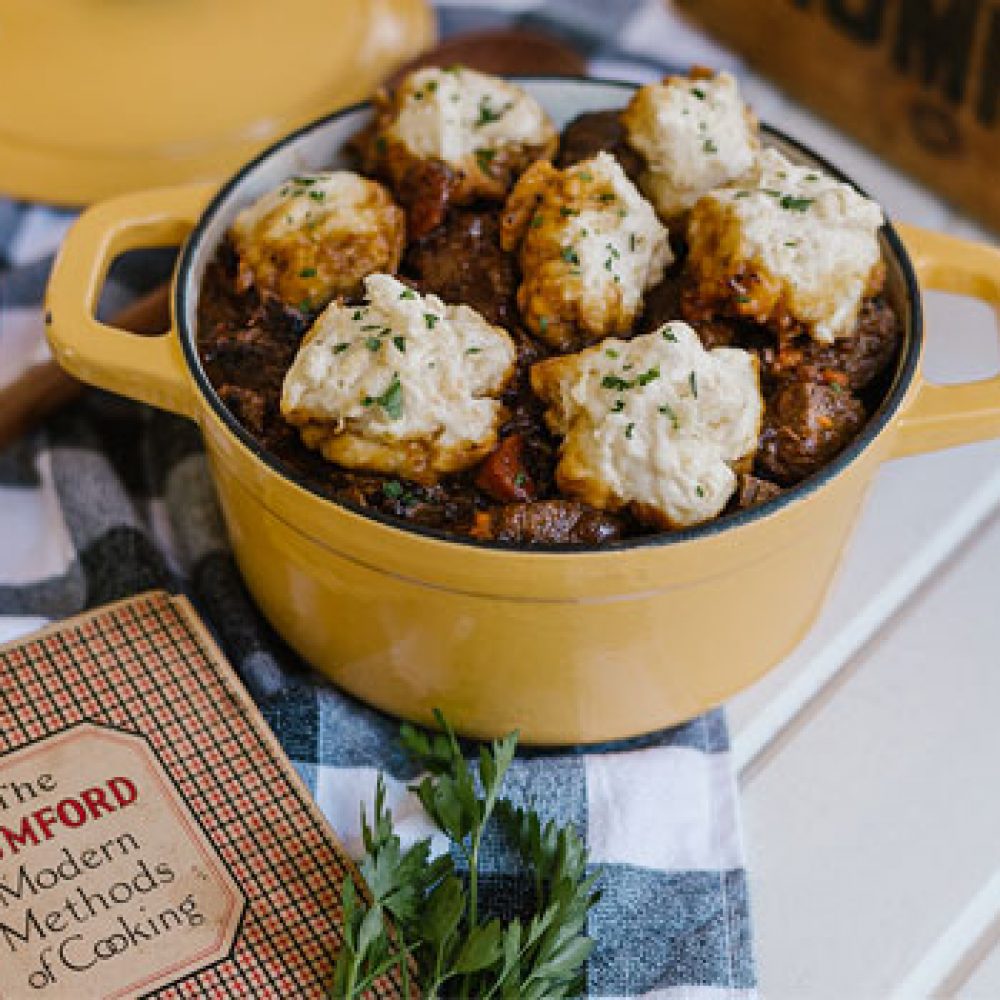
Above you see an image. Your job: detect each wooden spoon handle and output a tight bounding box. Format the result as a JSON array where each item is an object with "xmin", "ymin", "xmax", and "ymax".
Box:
[{"xmin": 0, "ymin": 284, "xmax": 171, "ymax": 452}]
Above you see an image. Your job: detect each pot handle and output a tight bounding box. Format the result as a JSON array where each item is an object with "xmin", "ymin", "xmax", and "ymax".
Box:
[
  {"xmin": 893, "ymin": 223, "xmax": 1000, "ymax": 458},
  {"xmin": 45, "ymin": 182, "xmax": 215, "ymax": 419}
]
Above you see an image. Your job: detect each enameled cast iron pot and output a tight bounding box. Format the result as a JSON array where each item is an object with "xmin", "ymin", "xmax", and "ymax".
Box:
[{"xmin": 46, "ymin": 78, "xmax": 1000, "ymax": 744}]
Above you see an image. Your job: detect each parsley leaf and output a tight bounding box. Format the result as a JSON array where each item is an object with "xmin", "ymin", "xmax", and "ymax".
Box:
[
  {"xmin": 475, "ymin": 147, "xmax": 497, "ymax": 174},
  {"xmin": 377, "ymin": 373, "xmax": 404, "ymax": 419},
  {"xmin": 474, "ymin": 95, "xmax": 511, "ymax": 128},
  {"xmin": 780, "ymin": 195, "xmax": 815, "ymax": 212},
  {"xmin": 331, "ymin": 711, "xmax": 598, "ymax": 999}
]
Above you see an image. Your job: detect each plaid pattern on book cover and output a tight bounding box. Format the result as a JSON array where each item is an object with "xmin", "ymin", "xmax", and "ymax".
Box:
[{"xmin": 0, "ymin": 591, "xmax": 398, "ymax": 998}]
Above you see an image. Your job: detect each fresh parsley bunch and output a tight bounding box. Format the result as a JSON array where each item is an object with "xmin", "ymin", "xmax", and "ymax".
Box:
[{"xmin": 331, "ymin": 711, "xmax": 600, "ymax": 999}]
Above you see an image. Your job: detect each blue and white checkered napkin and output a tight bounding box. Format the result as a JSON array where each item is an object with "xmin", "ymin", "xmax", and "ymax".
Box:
[{"xmin": 0, "ymin": 2, "xmax": 755, "ymax": 995}]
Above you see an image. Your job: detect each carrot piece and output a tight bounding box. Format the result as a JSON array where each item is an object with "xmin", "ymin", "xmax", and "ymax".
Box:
[
  {"xmin": 470, "ymin": 510, "xmax": 493, "ymax": 540},
  {"xmin": 475, "ymin": 434, "xmax": 534, "ymax": 502}
]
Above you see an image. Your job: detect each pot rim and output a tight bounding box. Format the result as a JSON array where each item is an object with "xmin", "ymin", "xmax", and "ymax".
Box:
[{"xmin": 174, "ymin": 74, "xmax": 922, "ymax": 554}]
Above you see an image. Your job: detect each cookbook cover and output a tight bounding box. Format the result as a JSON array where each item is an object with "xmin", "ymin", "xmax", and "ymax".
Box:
[{"xmin": 0, "ymin": 591, "xmax": 393, "ymax": 999}]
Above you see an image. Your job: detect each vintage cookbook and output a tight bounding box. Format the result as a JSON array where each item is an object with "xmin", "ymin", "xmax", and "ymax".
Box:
[{"xmin": 0, "ymin": 591, "xmax": 394, "ymax": 999}]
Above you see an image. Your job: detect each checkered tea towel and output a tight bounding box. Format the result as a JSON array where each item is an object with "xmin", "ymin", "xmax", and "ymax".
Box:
[{"xmin": 0, "ymin": 2, "xmax": 755, "ymax": 995}]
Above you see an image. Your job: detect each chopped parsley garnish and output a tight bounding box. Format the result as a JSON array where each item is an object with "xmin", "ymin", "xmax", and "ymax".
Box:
[
  {"xmin": 292, "ymin": 175, "xmax": 317, "ymax": 186},
  {"xmin": 805, "ymin": 172, "xmax": 820, "ymax": 181},
  {"xmin": 426, "ymin": 79, "xmax": 438, "ymax": 94},
  {"xmin": 392, "ymin": 336, "xmax": 407, "ymax": 352},
  {"xmin": 475, "ymin": 147, "xmax": 497, "ymax": 174},
  {"xmin": 333, "ymin": 343, "xmax": 350, "ymax": 354},
  {"xmin": 625, "ymin": 422, "xmax": 635, "ymax": 439},
  {"xmin": 662, "ymin": 326, "xmax": 678, "ymax": 342},
  {"xmin": 689, "ymin": 371, "xmax": 699, "ymax": 398},
  {"xmin": 629, "ymin": 234, "xmax": 638, "ymax": 252},
  {"xmin": 299, "ymin": 267, "xmax": 317, "ymax": 278},
  {"xmin": 560, "ymin": 247, "xmax": 580, "ymax": 266},
  {"xmin": 762, "ymin": 188, "xmax": 783, "ymax": 198},
  {"xmin": 424, "ymin": 313, "xmax": 439, "ymax": 329},
  {"xmin": 382, "ymin": 480, "xmax": 404, "ymax": 499},
  {"xmin": 365, "ymin": 336, "xmax": 383, "ymax": 352},
  {"xmin": 364, "ymin": 372, "xmax": 404, "ymax": 420},
  {"xmin": 601, "ymin": 374, "xmax": 633, "ymax": 391},
  {"xmin": 308, "ymin": 189, "xmax": 325, "ymax": 202},
  {"xmin": 374, "ymin": 136, "xmax": 388, "ymax": 155},
  {"xmin": 735, "ymin": 294, "xmax": 751, "ymax": 304},
  {"xmin": 598, "ymin": 191, "xmax": 616, "ymax": 203},
  {"xmin": 513, "ymin": 472, "xmax": 527, "ymax": 488},
  {"xmin": 474, "ymin": 96, "xmax": 511, "ymax": 128},
  {"xmin": 734, "ymin": 190, "xmax": 750, "ymax": 199},
  {"xmin": 605, "ymin": 348, "xmax": 620, "ymax": 359},
  {"xmin": 352, "ymin": 309, "xmax": 364, "ymax": 321},
  {"xmin": 538, "ymin": 316, "xmax": 550, "ymax": 333},
  {"xmin": 784, "ymin": 239, "xmax": 800, "ymax": 247},
  {"xmin": 560, "ymin": 206, "xmax": 580, "ymax": 217},
  {"xmin": 637, "ymin": 365, "xmax": 660, "ymax": 386},
  {"xmin": 780, "ymin": 195, "xmax": 814, "ymax": 212},
  {"xmin": 466, "ymin": 346, "xmax": 483, "ymax": 354},
  {"xmin": 691, "ymin": 87, "xmax": 706, "ymax": 100},
  {"xmin": 696, "ymin": 485, "xmax": 706, "ymax": 498},
  {"xmin": 612, "ymin": 399, "xmax": 625, "ymax": 412},
  {"xmin": 399, "ymin": 288, "xmax": 417, "ymax": 300},
  {"xmin": 530, "ymin": 213, "xmax": 545, "ymax": 228},
  {"xmin": 658, "ymin": 402, "xmax": 679, "ymax": 429},
  {"xmin": 703, "ymin": 138, "xmax": 718, "ymax": 154},
  {"xmin": 298, "ymin": 297, "xmax": 313, "ymax": 312},
  {"xmin": 361, "ymin": 324, "xmax": 382, "ymax": 331},
  {"xmin": 577, "ymin": 170, "xmax": 593, "ymax": 182}
]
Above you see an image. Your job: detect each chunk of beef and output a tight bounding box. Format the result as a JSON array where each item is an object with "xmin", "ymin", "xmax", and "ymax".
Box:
[
  {"xmin": 737, "ymin": 474, "xmax": 783, "ymax": 510},
  {"xmin": 757, "ymin": 381, "xmax": 866, "ymax": 484},
  {"xmin": 482, "ymin": 501, "xmax": 626, "ymax": 545},
  {"xmin": 643, "ymin": 273, "xmax": 741, "ymax": 350},
  {"xmin": 556, "ymin": 110, "xmax": 643, "ymax": 184},
  {"xmin": 751, "ymin": 297, "xmax": 901, "ymax": 394},
  {"xmin": 393, "ymin": 158, "xmax": 457, "ymax": 240},
  {"xmin": 217, "ymin": 385, "xmax": 267, "ymax": 436},
  {"xmin": 403, "ymin": 209, "xmax": 518, "ymax": 326}
]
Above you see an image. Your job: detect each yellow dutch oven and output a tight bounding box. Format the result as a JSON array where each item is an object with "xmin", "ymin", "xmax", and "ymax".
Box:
[{"xmin": 45, "ymin": 79, "xmax": 1000, "ymax": 745}]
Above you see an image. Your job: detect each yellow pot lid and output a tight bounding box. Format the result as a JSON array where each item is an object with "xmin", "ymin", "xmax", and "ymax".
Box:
[{"xmin": 0, "ymin": 0, "xmax": 434, "ymax": 206}]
